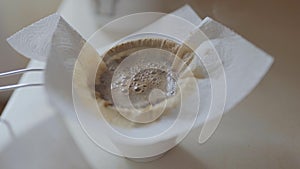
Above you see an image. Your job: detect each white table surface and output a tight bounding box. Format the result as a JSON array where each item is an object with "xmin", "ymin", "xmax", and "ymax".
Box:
[{"xmin": 1, "ymin": 0, "xmax": 300, "ymax": 168}]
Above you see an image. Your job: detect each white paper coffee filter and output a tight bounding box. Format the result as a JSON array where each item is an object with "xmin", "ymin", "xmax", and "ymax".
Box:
[
  {"xmin": 7, "ymin": 5, "xmax": 273, "ymax": 159},
  {"xmin": 72, "ymin": 13, "xmax": 203, "ymax": 158}
]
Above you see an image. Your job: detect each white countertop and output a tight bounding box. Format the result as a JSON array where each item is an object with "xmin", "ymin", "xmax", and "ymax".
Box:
[{"xmin": 1, "ymin": 0, "xmax": 299, "ymax": 168}]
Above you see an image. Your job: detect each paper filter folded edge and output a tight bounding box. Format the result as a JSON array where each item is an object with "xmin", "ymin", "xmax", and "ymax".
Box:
[{"xmin": 7, "ymin": 13, "xmax": 62, "ymax": 61}]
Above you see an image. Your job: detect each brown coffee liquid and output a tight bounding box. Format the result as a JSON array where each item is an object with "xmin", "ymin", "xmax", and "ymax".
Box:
[
  {"xmin": 95, "ymin": 38, "xmax": 191, "ymax": 108},
  {"xmin": 128, "ymin": 68, "xmax": 176, "ymax": 108}
]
